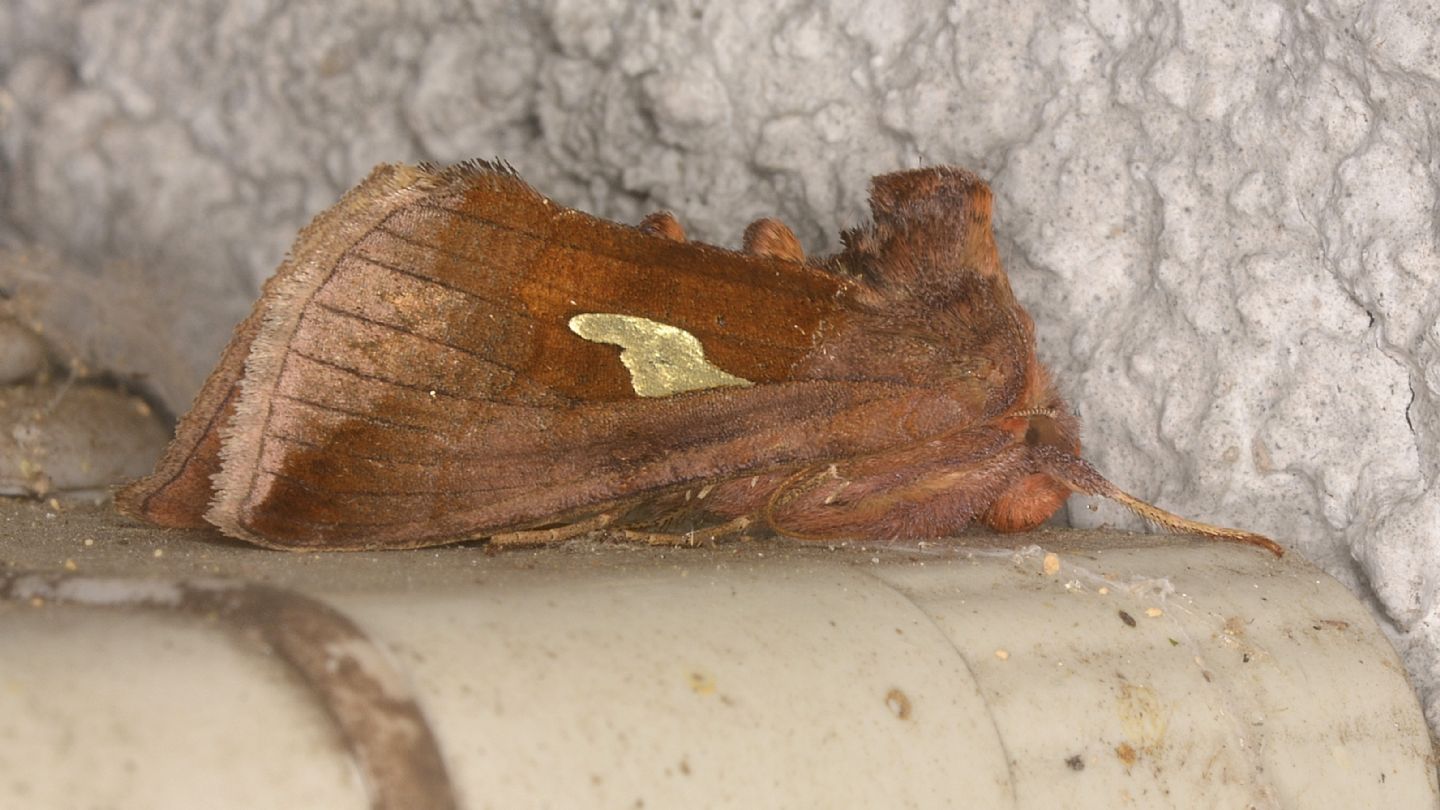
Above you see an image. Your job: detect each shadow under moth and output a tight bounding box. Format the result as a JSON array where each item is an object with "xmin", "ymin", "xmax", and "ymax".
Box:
[{"xmin": 117, "ymin": 161, "xmax": 1282, "ymax": 557}]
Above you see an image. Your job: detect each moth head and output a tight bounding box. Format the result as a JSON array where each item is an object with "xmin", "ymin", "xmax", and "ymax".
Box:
[
  {"xmin": 1021, "ymin": 410, "xmax": 1078, "ymax": 456},
  {"xmin": 981, "ymin": 402, "xmax": 1082, "ymax": 534}
]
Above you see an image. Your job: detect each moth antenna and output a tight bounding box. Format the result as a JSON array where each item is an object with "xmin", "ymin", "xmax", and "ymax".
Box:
[
  {"xmin": 1008, "ymin": 407, "xmax": 1059, "ymax": 419},
  {"xmin": 1098, "ymin": 485, "xmax": 1283, "ymax": 557},
  {"xmin": 1037, "ymin": 447, "xmax": 1284, "ymax": 557}
]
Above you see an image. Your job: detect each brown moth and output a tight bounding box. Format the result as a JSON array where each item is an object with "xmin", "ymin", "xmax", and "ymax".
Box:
[{"xmin": 117, "ymin": 161, "xmax": 1282, "ymax": 556}]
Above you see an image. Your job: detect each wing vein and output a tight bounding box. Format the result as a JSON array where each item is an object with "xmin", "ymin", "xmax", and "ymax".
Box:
[
  {"xmin": 354, "ymin": 234, "xmax": 537, "ymax": 318},
  {"xmin": 260, "ymin": 466, "xmax": 524, "ymax": 498},
  {"xmin": 287, "ymin": 348, "xmax": 516, "ymax": 403},
  {"xmin": 308, "ymin": 299, "xmax": 529, "ymax": 377},
  {"xmin": 269, "ymin": 393, "xmax": 438, "ymax": 432}
]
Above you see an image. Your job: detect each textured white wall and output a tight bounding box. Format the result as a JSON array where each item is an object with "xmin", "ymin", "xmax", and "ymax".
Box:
[{"xmin": 3, "ymin": 0, "xmax": 1437, "ymax": 730}]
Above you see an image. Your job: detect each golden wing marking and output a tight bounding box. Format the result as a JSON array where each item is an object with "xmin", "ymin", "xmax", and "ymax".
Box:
[{"xmin": 568, "ymin": 313, "xmax": 753, "ymax": 397}]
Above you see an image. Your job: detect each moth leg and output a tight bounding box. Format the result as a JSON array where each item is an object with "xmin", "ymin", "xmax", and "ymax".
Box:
[
  {"xmin": 761, "ymin": 440, "xmax": 1032, "ymax": 542},
  {"xmin": 621, "ymin": 516, "xmax": 754, "ymax": 547},
  {"xmin": 742, "ymin": 218, "xmax": 805, "ymax": 261},
  {"xmin": 487, "ymin": 512, "xmax": 616, "ymax": 547},
  {"xmin": 638, "ymin": 211, "xmax": 686, "ymax": 241}
]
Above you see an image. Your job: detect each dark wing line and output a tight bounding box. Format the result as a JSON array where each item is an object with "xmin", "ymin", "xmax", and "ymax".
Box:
[
  {"xmin": 265, "ymin": 421, "xmax": 521, "ymax": 466},
  {"xmin": 359, "ymin": 231, "xmax": 537, "ymax": 317},
  {"xmin": 259, "ymin": 466, "xmax": 527, "ymax": 500},
  {"xmin": 309, "ymin": 300, "xmax": 530, "ymax": 378},
  {"xmin": 272, "ymin": 393, "xmax": 438, "ymax": 433},
  {"xmin": 287, "ymin": 348, "xmax": 547, "ymax": 405},
  {"xmin": 241, "ymin": 478, "xmax": 642, "ymax": 531},
  {"xmin": 260, "ymin": 431, "xmax": 522, "ymax": 469},
  {"xmin": 266, "ymin": 395, "xmax": 566, "ymax": 455},
  {"xmin": 232, "ymin": 510, "xmax": 476, "ymax": 531}
]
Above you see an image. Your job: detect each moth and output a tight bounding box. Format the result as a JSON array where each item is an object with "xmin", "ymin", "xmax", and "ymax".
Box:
[{"xmin": 117, "ymin": 161, "xmax": 1282, "ymax": 557}]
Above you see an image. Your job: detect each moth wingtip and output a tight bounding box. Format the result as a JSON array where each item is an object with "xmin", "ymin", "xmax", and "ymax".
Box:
[
  {"xmin": 441, "ymin": 156, "xmax": 511, "ymax": 173},
  {"xmin": 421, "ymin": 158, "xmax": 543, "ymax": 200}
]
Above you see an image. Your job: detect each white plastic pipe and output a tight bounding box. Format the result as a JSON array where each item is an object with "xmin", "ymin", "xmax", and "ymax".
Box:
[{"xmin": 2, "ymin": 535, "xmax": 1435, "ymax": 809}]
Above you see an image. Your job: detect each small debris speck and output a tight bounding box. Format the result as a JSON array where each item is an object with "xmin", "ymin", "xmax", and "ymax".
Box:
[
  {"xmin": 689, "ymin": 672, "xmax": 717, "ymax": 695},
  {"xmin": 1065, "ymin": 754, "xmax": 1085, "ymax": 771},
  {"xmin": 884, "ymin": 688, "xmax": 913, "ymax": 720},
  {"xmin": 63, "ymin": 559, "xmax": 77, "ymax": 571},
  {"xmin": 153, "ymin": 548, "xmax": 165, "ymax": 558},
  {"xmin": 83, "ymin": 538, "xmax": 94, "ymax": 547}
]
